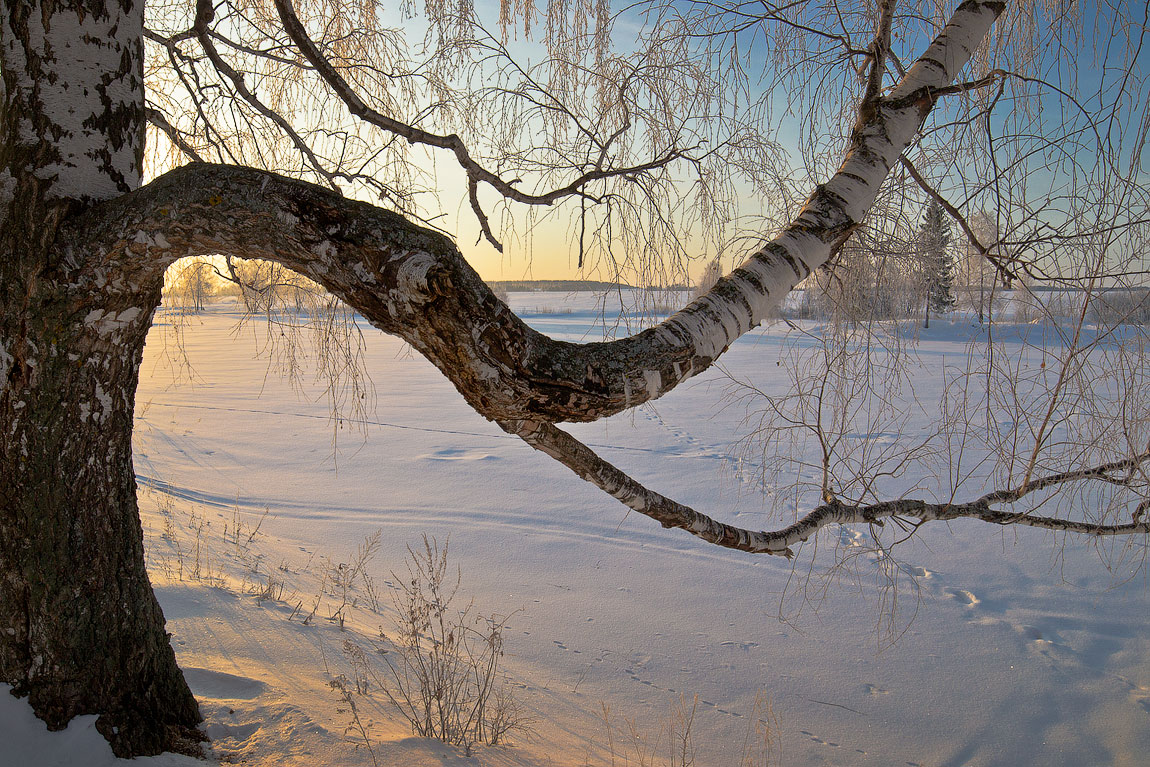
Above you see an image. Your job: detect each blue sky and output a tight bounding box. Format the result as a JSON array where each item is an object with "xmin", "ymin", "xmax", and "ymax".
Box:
[{"xmin": 448, "ymin": 0, "xmax": 1144, "ymax": 281}]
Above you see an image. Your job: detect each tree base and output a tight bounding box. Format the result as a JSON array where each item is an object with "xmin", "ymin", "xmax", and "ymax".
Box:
[{"xmin": 97, "ymin": 716, "xmax": 207, "ymax": 760}]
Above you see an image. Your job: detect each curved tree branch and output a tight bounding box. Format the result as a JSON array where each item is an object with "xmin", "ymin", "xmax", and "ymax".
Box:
[
  {"xmin": 504, "ymin": 419, "xmax": 1150, "ymax": 557},
  {"xmin": 271, "ymin": 0, "xmax": 685, "ymax": 230},
  {"xmin": 79, "ymin": 1, "xmax": 1007, "ymax": 431},
  {"xmin": 58, "ymin": 0, "xmax": 1031, "ymax": 559}
]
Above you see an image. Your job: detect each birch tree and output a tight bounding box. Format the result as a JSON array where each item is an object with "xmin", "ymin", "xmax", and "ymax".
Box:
[
  {"xmin": 956, "ymin": 211, "xmax": 1002, "ymax": 323},
  {"xmin": 167, "ymin": 257, "xmax": 215, "ymax": 312},
  {"xmin": 2, "ymin": 0, "xmax": 1148, "ymax": 757}
]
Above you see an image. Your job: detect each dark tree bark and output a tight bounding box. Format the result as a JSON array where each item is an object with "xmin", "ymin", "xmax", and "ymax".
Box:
[
  {"xmin": 0, "ymin": 0, "xmax": 202, "ymax": 756},
  {"xmin": 0, "ymin": 264, "xmax": 202, "ymax": 756}
]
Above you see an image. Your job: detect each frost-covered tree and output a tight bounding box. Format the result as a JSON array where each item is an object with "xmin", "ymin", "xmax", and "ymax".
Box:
[
  {"xmin": 2, "ymin": 0, "xmax": 1149, "ymax": 757},
  {"xmin": 920, "ymin": 200, "xmax": 955, "ymax": 327},
  {"xmin": 691, "ymin": 257, "xmax": 724, "ymax": 299},
  {"xmin": 167, "ymin": 257, "xmax": 215, "ymax": 312},
  {"xmin": 956, "ymin": 211, "xmax": 1002, "ymax": 324},
  {"xmin": 803, "ymin": 231, "xmax": 922, "ymax": 321}
]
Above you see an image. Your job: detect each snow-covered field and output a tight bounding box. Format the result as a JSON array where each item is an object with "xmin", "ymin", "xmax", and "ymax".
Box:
[{"xmin": 4, "ymin": 291, "xmax": 1150, "ymax": 766}]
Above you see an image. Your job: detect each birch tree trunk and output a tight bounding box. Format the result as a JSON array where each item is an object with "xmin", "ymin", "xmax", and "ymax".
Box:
[
  {"xmin": 0, "ymin": 0, "xmax": 1019, "ymax": 757},
  {"xmin": 0, "ymin": 0, "xmax": 202, "ymax": 756}
]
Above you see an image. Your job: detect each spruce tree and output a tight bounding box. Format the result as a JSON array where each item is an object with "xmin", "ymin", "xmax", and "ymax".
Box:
[{"xmin": 920, "ymin": 200, "xmax": 956, "ymax": 327}]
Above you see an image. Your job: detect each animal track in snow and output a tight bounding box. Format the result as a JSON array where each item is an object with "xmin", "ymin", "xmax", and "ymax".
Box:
[
  {"xmin": 203, "ymin": 716, "xmax": 262, "ymax": 742},
  {"xmin": 838, "ymin": 527, "xmax": 869, "ymax": 548},
  {"xmin": 419, "ymin": 447, "xmax": 498, "ymax": 461},
  {"xmin": 638, "ymin": 405, "xmax": 750, "ymax": 482},
  {"xmin": 800, "ymin": 730, "xmax": 841, "ymax": 748},
  {"xmin": 943, "ymin": 587, "xmax": 980, "ymax": 607},
  {"xmin": 1016, "ymin": 625, "xmax": 1050, "ymax": 643},
  {"xmin": 718, "ymin": 640, "xmax": 760, "ymax": 651}
]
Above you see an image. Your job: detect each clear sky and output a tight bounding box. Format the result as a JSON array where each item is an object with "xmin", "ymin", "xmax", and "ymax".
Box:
[{"xmin": 144, "ymin": 0, "xmax": 1148, "ymax": 285}]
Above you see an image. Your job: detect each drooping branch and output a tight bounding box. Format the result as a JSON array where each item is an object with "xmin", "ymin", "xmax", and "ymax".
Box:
[
  {"xmin": 81, "ymin": 1, "xmax": 1007, "ymax": 430},
  {"xmin": 64, "ymin": 0, "xmax": 1025, "ymax": 562},
  {"xmin": 271, "ymin": 0, "xmax": 686, "ymax": 250},
  {"xmin": 503, "ymin": 419, "xmax": 1150, "ymax": 557}
]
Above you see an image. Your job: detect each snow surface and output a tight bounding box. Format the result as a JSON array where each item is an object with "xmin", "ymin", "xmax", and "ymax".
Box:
[{"xmin": 4, "ymin": 292, "xmax": 1149, "ymax": 766}]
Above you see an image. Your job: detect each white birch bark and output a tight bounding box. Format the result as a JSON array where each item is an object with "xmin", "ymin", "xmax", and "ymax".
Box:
[
  {"xmin": 504, "ymin": 420, "xmax": 1150, "ymax": 557},
  {"xmin": 1, "ymin": 1, "xmax": 143, "ymax": 203}
]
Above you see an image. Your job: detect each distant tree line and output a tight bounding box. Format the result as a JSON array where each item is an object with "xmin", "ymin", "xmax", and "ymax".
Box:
[{"xmin": 488, "ymin": 280, "xmax": 635, "ymax": 293}]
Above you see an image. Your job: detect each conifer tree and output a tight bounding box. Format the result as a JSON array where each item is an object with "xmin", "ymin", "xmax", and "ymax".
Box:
[{"xmin": 920, "ymin": 200, "xmax": 955, "ymax": 328}]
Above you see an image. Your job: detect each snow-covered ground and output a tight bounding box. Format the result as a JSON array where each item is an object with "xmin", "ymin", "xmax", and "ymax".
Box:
[{"xmin": 4, "ymin": 292, "xmax": 1149, "ymax": 766}]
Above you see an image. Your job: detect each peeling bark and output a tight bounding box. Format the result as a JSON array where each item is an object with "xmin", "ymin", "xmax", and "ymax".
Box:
[{"xmin": 1, "ymin": 0, "xmax": 200, "ymax": 757}]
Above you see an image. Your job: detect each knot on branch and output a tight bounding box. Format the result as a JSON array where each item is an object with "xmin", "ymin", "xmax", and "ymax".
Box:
[{"xmin": 390, "ymin": 251, "xmax": 441, "ymax": 306}]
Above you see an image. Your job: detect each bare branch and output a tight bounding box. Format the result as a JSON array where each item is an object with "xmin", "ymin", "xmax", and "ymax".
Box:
[
  {"xmin": 860, "ymin": 0, "xmax": 895, "ymax": 111},
  {"xmin": 503, "ymin": 419, "xmax": 1150, "ymax": 558},
  {"xmin": 193, "ymin": 0, "xmax": 342, "ymax": 191},
  {"xmin": 900, "ymin": 155, "xmax": 1019, "ymax": 283},
  {"xmin": 272, "ymin": 0, "xmax": 685, "ymax": 217},
  {"xmin": 146, "ymin": 107, "xmax": 205, "ymax": 163}
]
